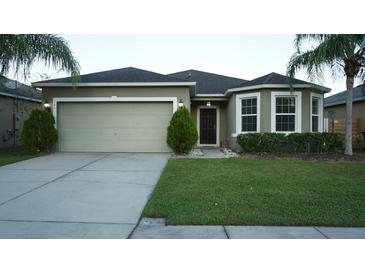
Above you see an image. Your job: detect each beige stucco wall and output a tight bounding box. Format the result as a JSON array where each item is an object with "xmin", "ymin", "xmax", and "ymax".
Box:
[
  {"xmin": 227, "ymin": 89, "xmax": 323, "ymax": 150},
  {"xmin": 191, "ymin": 101, "xmax": 227, "ymax": 147},
  {"xmin": 324, "ymin": 101, "xmax": 365, "ymax": 132},
  {"xmin": 0, "ymin": 96, "xmax": 41, "ymax": 148},
  {"xmin": 42, "ymin": 86, "xmax": 191, "ymax": 112}
]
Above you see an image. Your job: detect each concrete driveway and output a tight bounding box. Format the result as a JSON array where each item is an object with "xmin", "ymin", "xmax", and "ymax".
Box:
[{"xmin": 0, "ymin": 152, "xmax": 170, "ymax": 238}]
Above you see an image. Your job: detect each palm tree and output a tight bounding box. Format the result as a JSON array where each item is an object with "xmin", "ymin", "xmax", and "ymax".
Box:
[
  {"xmin": 287, "ymin": 34, "xmax": 365, "ymax": 155},
  {"xmin": 0, "ymin": 34, "xmax": 80, "ymax": 84}
]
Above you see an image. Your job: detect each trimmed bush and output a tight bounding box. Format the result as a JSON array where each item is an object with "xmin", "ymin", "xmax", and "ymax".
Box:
[
  {"xmin": 236, "ymin": 133, "xmax": 286, "ymax": 152},
  {"xmin": 237, "ymin": 132, "xmax": 344, "ymax": 153},
  {"xmin": 167, "ymin": 106, "xmax": 198, "ymax": 153},
  {"xmin": 21, "ymin": 109, "xmax": 58, "ymax": 154}
]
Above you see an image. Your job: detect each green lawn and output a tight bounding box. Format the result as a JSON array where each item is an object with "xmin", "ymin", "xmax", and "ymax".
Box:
[
  {"xmin": 143, "ymin": 158, "xmax": 365, "ymax": 226},
  {"xmin": 0, "ymin": 147, "xmax": 44, "ymax": 167}
]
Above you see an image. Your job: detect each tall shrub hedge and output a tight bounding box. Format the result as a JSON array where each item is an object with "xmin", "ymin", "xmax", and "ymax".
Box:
[
  {"xmin": 167, "ymin": 106, "xmax": 198, "ymax": 153},
  {"xmin": 237, "ymin": 132, "xmax": 344, "ymax": 153},
  {"xmin": 21, "ymin": 109, "xmax": 58, "ymax": 154}
]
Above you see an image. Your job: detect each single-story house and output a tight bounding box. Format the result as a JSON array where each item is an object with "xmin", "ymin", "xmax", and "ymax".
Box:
[
  {"xmin": 324, "ymin": 84, "xmax": 365, "ymax": 138},
  {"xmin": 0, "ymin": 76, "xmax": 42, "ymax": 148},
  {"xmin": 33, "ymin": 67, "xmax": 330, "ymax": 152}
]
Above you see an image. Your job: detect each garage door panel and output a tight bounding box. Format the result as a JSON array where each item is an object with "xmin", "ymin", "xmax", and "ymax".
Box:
[{"xmin": 57, "ymin": 102, "xmax": 172, "ymax": 152}]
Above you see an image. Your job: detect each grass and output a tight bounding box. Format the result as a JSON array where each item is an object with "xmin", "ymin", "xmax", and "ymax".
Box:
[
  {"xmin": 0, "ymin": 147, "xmax": 45, "ymax": 167},
  {"xmin": 143, "ymin": 158, "xmax": 365, "ymax": 226}
]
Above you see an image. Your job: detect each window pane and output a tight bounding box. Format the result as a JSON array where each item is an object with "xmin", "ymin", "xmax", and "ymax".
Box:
[
  {"xmin": 276, "ymin": 96, "xmax": 295, "ymax": 114},
  {"xmin": 289, "ymin": 97, "xmax": 295, "ymax": 113},
  {"xmin": 312, "ymin": 97, "xmax": 319, "ymax": 115},
  {"xmin": 312, "ymin": 116, "xmax": 319, "ymax": 132},
  {"xmin": 276, "ymin": 97, "xmax": 282, "ymax": 106},
  {"xmin": 276, "ymin": 115, "xmax": 295, "ymax": 132},
  {"xmin": 242, "ymin": 98, "xmax": 257, "ymax": 115},
  {"xmin": 288, "ymin": 116, "xmax": 295, "ymax": 131},
  {"xmin": 242, "ymin": 115, "xmax": 257, "ymax": 132}
]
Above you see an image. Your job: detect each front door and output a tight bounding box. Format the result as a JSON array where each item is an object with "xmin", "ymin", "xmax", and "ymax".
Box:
[{"xmin": 199, "ymin": 108, "xmax": 217, "ymax": 145}]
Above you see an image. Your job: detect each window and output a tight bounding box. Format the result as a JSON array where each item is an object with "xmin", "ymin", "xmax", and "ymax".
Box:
[
  {"xmin": 271, "ymin": 91, "xmax": 301, "ymax": 133},
  {"xmin": 241, "ymin": 97, "xmax": 257, "ymax": 132},
  {"xmin": 275, "ymin": 96, "xmax": 296, "ymax": 132},
  {"xmin": 311, "ymin": 93, "xmax": 323, "ymax": 132},
  {"xmin": 235, "ymin": 93, "xmax": 260, "ymax": 135},
  {"xmin": 311, "ymin": 97, "xmax": 319, "ymax": 132}
]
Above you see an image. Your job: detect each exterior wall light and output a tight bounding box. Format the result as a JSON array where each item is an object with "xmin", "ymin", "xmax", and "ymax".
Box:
[
  {"xmin": 44, "ymin": 100, "xmax": 50, "ymax": 109},
  {"xmin": 178, "ymin": 99, "xmax": 184, "ymax": 107},
  {"xmin": 206, "ymin": 101, "xmax": 211, "ymax": 107}
]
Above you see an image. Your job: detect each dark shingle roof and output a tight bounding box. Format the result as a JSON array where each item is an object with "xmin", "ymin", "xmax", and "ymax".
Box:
[
  {"xmin": 34, "ymin": 67, "xmax": 191, "ymax": 84},
  {"xmin": 229, "ymin": 72, "xmax": 316, "ymax": 90},
  {"xmin": 324, "ymin": 84, "xmax": 365, "ymax": 107},
  {"xmin": 167, "ymin": 69, "xmax": 247, "ymax": 94},
  {"xmin": 0, "ymin": 76, "xmax": 41, "ymax": 102}
]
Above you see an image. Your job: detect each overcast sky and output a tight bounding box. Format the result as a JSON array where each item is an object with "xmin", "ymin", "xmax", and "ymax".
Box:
[{"xmin": 19, "ymin": 35, "xmax": 363, "ymax": 97}]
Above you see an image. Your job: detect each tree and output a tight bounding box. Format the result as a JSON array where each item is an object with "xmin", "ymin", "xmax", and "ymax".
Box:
[
  {"xmin": 287, "ymin": 34, "xmax": 365, "ymax": 155},
  {"xmin": 0, "ymin": 34, "xmax": 80, "ymax": 84},
  {"xmin": 167, "ymin": 106, "xmax": 198, "ymax": 153},
  {"xmin": 21, "ymin": 109, "xmax": 58, "ymax": 154}
]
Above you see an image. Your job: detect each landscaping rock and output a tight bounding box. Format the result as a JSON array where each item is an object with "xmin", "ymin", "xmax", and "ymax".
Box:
[
  {"xmin": 188, "ymin": 149, "xmax": 205, "ymax": 157},
  {"xmin": 222, "ymin": 148, "xmax": 238, "ymax": 158}
]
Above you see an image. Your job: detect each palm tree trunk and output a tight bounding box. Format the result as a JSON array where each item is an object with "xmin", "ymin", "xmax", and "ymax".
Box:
[{"xmin": 345, "ymin": 77, "xmax": 354, "ymax": 155}]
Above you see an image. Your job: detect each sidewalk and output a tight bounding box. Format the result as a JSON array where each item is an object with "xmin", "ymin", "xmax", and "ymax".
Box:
[{"xmin": 129, "ymin": 218, "xmax": 365, "ymax": 239}]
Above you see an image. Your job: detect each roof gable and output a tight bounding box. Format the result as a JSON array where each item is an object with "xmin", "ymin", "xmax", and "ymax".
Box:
[
  {"xmin": 168, "ymin": 69, "xmax": 246, "ymax": 94},
  {"xmin": 231, "ymin": 72, "xmax": 313, "ymax": 88},
  {"xmin": 226, "ymin": 72, "xmax": 330, "ymax": 94}
]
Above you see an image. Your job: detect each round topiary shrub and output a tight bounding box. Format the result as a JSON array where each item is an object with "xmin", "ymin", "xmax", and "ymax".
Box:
[
  {"xmin": 21, "ymin": 109, "xmax": 58, "ymax": 154},
  {"xmin": 167, "ymin": 106, "xmax": 198, "ymax": 153}
]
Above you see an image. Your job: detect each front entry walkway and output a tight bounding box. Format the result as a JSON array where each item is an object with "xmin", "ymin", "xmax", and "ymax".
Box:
[
  {"xmin": 173, "ymin": 148, "xmax": 238, "ymax": 159},
  {"xmin": 0, "ymin": 153, "xmax": 170, "ymax": 238}
]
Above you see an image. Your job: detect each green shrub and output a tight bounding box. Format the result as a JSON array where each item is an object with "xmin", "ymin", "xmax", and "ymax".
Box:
[
  {"xmin": 167, "ymin": 106, "xmax": 198, "ymax": 153},
  {"xmin": 21, "ymin": 109, "xmax": 58, "ymax": 154},
  {"xmin": 236, "ymin": 133, "xmax": 286, "ymax": 152},
  {"xmin": 237, "ymin": 132, "xmax": 344, "ymax": 153}
]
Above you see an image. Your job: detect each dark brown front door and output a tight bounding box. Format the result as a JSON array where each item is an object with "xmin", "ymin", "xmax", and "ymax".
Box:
[{"xmin": 200, "ymin": 108, "xmax": 217, "ymax": 145}]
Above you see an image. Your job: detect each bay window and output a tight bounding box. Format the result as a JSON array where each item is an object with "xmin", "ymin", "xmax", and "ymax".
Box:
[
  {"xmin": 235, "ymin": 93, "xmax": 260, "ymax": 134},
  {"xmin": 271, "ymin": 91, "xmax": 302, "ymax": 133}
]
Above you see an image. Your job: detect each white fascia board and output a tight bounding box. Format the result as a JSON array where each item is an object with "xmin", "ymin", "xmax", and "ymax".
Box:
[
  {"xmin": 194, "ymin": 94, "xmax": 226, "ymax": 97},
  {"xmin": 0, "ymin": 91, "xmax": 42, "ymax": 103},
  {"xmin": 191, "ymin": 97, "xmax": 228, "ymax": 101},
  {"xmin": 225, "ymin": 84, "xmax": 331, "ymax": 95},
  {"xmin": 33, "ymin": 82, "xmax": 196, "ymax": 88}
]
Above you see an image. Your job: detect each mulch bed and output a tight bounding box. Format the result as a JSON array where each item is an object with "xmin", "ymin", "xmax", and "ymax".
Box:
[{"xmin": 238, "ymin": 152, "xmax": 365, "ymax": 162}]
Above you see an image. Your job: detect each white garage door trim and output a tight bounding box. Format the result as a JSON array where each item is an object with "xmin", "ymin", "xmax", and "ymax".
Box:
[{"xmin": 52, "ymin": 96, "xmax": 178, "ymax": 128}]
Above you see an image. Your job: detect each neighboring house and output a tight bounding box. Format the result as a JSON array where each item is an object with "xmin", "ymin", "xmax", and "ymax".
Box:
[
  {"xmin": 0, "ymin": 76, "xmax": 42, "ymax": 148},
  {"xmin": 324, "ymin": 84, "xmax": 365, "ymax": 139},
  {"xmin": 33, "ymin": 67, "xmax": 329, "ymax": 152}
]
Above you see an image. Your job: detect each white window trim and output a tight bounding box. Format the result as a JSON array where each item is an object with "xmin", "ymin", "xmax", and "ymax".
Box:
[
  {"xmin": 310, "ymin": 92, "xmax": 324, "ymax": 132},
  {"xmin": 197, "ymin": 105, "xmax": 220, "ymax": 147},
  {"xmin": 52, "ymin": 96, "xmax": 178, "ymax": 128},
  {"xmin": 271, "ymin": 91, "xmax": 302, "ymax": 133},
  {"xmin": 233, "ymin": 92, "xmax": 261, "ymax": 137}
]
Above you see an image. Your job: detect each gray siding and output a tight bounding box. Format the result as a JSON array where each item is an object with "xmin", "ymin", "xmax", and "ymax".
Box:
[
  {"xmin": 42, "ymin": 86, "xmax": 191, "ymax": 111},
  {"xmin": 0, "ymin": 96, "xmax": 41, "ymax": 148}
]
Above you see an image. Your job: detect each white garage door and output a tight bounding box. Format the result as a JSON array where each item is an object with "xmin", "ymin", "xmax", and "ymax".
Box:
[{"xmin": 57, "ymin": 102, "xmax": 173, "ymax": 152}]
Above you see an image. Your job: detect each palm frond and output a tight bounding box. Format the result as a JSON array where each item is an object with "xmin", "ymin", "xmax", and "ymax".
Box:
[
  {"xmin": 287, "ymin": 35, "xmax": 360, "ymax": 87},
  {"xmin": 0, "ymin": 34, "xmax": 80, "ymax": 85}
]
